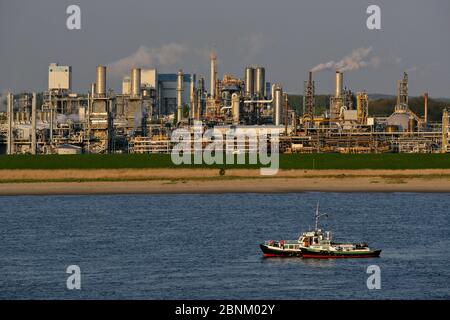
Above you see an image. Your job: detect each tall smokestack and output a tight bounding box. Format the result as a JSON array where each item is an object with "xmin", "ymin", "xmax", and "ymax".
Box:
[
  {"xmin": 424, "ymin": 92, "xmax": 429, "ymax": 123},
  {"xmin": 210, "ymin": 52, "xmax": 217, "ymax": 99},
  {"xmin": 96, "ymin": 66, "xmax": 106, "ymax": 97},
  {"xmin": 177, "ymin": 70, "xmax": 184, "ymax": 122},
  {"xmin": 335, "ymin": 71, "xmax": 343, "ymax": 98},
  {"xmin": 190, "ymin": 74, "xmax": 195, "ymax": 119},
  {"xmin": 273, "ymin": 85, "xmax": 283, "ymax": 126},
  {"xmin": 31, "ymin": 93, "xmax": 37, "ymax": 155},
  {"xmin": 7, "ymin": 93, "xmax": 13, "ymax": 155}
]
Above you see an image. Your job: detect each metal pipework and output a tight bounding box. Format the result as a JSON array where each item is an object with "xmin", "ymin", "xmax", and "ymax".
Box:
[
  {"xmin": 210, "ymin": 52, "xmax": 217, "ymax": 99},
  {"xmin": 31, "ymin": 93, "xmax": 37, "ymax": 155},
  {"xmin": 96, "ymin": 66, "xmax": 106, "ymax": 96},
  {"xmin": 177, "ymin": 70, "xmax": 184, "ymax": 122},
  {"xmin": 335, "ymin": 71, "xmax": 343, "ymax": 98},
  {"xmin": 243, "ymin": 84, "xmax": 277, "ymax": 104},
  {"xmin": 131, "ymin": 68, "xmax": 141, "ymax": 97}
]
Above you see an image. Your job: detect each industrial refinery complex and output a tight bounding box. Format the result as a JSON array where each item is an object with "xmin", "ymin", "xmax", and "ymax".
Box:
[{"xmin": 1, "ymin": 52, "xmax": 449, "ymax": 155}]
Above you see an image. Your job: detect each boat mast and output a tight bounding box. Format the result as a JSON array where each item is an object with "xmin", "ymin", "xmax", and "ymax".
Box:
[{"xmin": 315, "ymin": 201, "xmax": 328, "ymax": 231}]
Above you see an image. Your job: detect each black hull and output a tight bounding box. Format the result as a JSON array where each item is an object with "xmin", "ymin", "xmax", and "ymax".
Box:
[
  {"xmin": 301, "ymin": 248, "xmax": 382, "ymax": 259},
  {"xmin": 259, "ymin": 244, "xmax": 302, "ymax": 257}
]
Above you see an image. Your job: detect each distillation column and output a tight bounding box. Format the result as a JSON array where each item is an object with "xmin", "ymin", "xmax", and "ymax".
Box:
[
  {"xmin": 31, "ymin": 93, "xmax": 37, "ymax": 155},
  {"xmin": 7, "ymin": 93, "xmax": 13, "ymax": 154},
  {"xmin": 232, "ymin": 93, "xmax": 240, "ymax": 125},
  {"xmin": 210, "ymin": 52, "xmax": 217, "ymax": 99},
  {"xmin": 273, "ymin": 85, "xmax": 283, "ymax": 126},
  {"xmin": 177, "ymin": 70, "xmax": 184, "ymax": 122}
]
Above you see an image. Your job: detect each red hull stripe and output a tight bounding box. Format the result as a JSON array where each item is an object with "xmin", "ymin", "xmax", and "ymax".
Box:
[
  {"xmin": 302, "ymin": 254, "xmax": 378, "ymax": 259},
  {"xmin": 263, "ymin": 253, "xmax": 287, "ymax": 257}
]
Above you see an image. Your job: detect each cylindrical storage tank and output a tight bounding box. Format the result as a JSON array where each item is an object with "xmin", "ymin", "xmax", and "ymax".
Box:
[
  {"xmin": 96, "ymin": 66, "xmax": 106, "ymax": 96},
  {"xmin": 335, "ymin": 71, "xmax": 343, "ymax": 98},
  {"xmin": 131, "ymin": 68, "xmax": 141, "ymax": 97},
  {"xmin": 244, "ymin": 67, "xmax": 255, "ymax": 97},
  {"xmin": 255, "ymin": 66, "xmax": 265, "ymax": 98},
  {"xmin": 385, "ymin": 125, "xmax": 399, "ymax": 133},
  {"xmin": 273, "ymin": 85, "xmax": 283, "ymax": 126}
]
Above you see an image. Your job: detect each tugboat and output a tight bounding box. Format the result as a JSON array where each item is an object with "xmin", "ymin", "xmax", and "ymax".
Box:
[
  {"xmin": 260, "ymin": 202, "xmax": 382, "ymax": 259},
  {"xmin": 259, "ymin": 202, "xmax": 328, "ymax": 257}
]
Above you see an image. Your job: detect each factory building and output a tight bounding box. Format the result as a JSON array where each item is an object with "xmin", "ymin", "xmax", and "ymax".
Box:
[
  {"xmin": 1, "ymin": 51, "xmax": 449, "ymax": 155},
  {"xmin": 157, "ymin": 73, "xmax": 194, "ymax": 116},
  {"xmin": 122, "ymin": 69, "xmax": 194, "ymax": 118}
]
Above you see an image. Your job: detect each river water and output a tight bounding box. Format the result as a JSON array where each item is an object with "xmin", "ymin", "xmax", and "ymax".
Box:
[{"xmin": 0, "ymin": 193, "xmax": 449, "ymax": 299}]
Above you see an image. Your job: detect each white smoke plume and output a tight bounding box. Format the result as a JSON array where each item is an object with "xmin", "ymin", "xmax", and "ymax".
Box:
[
  {"xmin": 311, "ymin": 47, "xmax": 380, "ymax": 72},
  {"xmin": 109, "ymin": 43, "xmax": 188, "ymax": 77}
]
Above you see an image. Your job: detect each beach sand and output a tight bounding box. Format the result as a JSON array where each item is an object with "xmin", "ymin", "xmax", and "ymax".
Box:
[{"xmin": 0, "ymin": 169, "xmax": 450, "ymax": 195}]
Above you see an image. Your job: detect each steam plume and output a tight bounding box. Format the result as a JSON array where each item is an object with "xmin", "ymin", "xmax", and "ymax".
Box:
[
  {"xmin": 109, "ymin": 43, "xmax": 188, "ymax": 77},
  {"xmin": 311, "ymin": 47, "xmax": 380, "ymax": 72}
]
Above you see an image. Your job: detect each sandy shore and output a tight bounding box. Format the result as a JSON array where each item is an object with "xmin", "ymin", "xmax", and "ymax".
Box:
[
  {"xmin": 2, "ymin": 168, "xmax": 450, "ymax": 180},
  {"xmin": 1, "ymin": 169, "xmax": 450, "ymax": 195}
]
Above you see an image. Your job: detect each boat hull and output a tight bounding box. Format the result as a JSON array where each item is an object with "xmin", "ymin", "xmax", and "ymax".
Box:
[
  {"xmin": 259, "ymin": 244, "xmax": 302, "ymax": 257},
  {"xmin": 300, "ymin": 248, "xmax": 381, "ymax": 259}
]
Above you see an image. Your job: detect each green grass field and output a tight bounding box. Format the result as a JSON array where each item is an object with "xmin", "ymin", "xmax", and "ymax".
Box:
[{"xmin": 0, "ymin": 153, "xmax": 449, "ymax": 170}]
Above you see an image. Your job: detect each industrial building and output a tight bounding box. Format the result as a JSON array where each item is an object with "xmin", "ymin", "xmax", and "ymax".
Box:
[{"xmin": 0, "ymin": 55, "xmax": 449, "ymax": 155}]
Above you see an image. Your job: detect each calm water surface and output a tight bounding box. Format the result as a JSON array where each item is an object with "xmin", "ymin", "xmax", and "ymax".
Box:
[{"xmin": 0, "ymin": 193, "xmax": 449, "ymax": 299}]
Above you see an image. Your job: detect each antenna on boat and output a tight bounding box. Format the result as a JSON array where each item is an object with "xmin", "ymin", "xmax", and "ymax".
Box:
[{"xmin": 315, "ymin": 200, "xmax": 328, "ymax": 231}]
